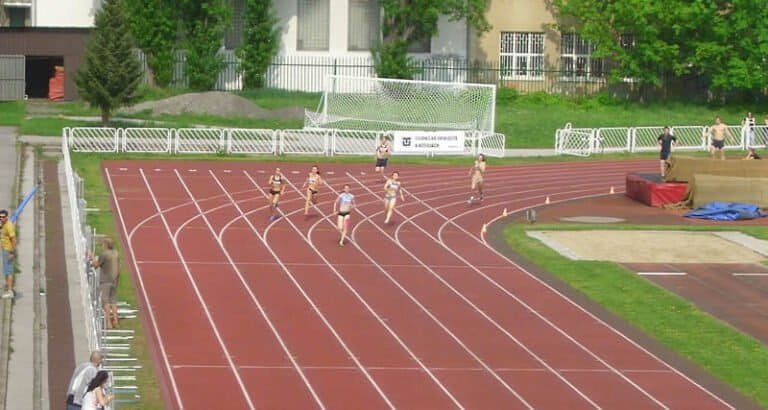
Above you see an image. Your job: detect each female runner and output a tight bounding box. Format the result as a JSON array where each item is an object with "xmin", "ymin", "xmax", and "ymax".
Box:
[
  {"xmin": 333, "ymin": 184, "xmax": 356, "ymax": 246},
  {"xmin": 383, "ymin": 171, "xmax": 405, "ymax": 224},
  {"xmin": 267, "ymin": 167, "xmax": 285, "ymax": 221},
  {"xmin": 468, "ymin": 153, "xmax": 486, "ymax": 204},
  {"xmin": 302, "ymin": 165, "xmax": 324, "ymax": 216},
  {"xmin": 374, "ymin": 136, "xmax": 392, "ymax": 180}
]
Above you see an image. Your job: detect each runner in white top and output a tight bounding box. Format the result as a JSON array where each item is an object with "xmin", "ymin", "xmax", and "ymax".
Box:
[
  {"xmin": 302, "ymin": 165, "xmax": 324, "ymax": 216},
  {"xmin": 333, "ymin": 184, "xmax": 355, "ymax": 246},
  {"xmin": 383, "ymin": 171, "xmax": 405, "ymax": 225}
]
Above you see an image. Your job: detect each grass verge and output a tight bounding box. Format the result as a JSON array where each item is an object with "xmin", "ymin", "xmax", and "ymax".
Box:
[
  {"xmin": 503, "ymin": 222, "xmax": 768, "ymax": 406},
  {"xmin": 0, "ymin": 101, "xmax": 24, "ymax": 126},
  {"xmin": 70, "ymin": 155, "xmax": 163, "ymax": 410}
]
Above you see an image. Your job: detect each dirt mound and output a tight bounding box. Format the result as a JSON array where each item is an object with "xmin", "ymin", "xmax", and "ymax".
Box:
[{"xmin": 120, "ymin": 91, "xmax": 305, "ymax": 120}]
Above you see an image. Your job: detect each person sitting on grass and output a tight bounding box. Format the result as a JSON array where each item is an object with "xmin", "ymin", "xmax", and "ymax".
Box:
[{"xmin": 745, "ymin": 147, "xmax": 762, "ymax": 160}]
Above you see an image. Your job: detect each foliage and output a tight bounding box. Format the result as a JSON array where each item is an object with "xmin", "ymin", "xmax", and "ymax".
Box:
[
  {"xmin": 237, "ymin": 0, "xmax": 280, "ymax": 89},
  {"xmin": 75, "ymin": 0, "xmax": 143, "ymax": 125},
  {"xmin": 552, "ymin": 0, "xmax": 768, "ymax": 101},
  {"xmin": 374, "ymin": 0, "xmax": 491, "ymax": 79},
  {"xmin": 177, "ymin": 0, "xmax": 231, "ymax": 91},
  {"xmin": 124, "ymin": 0, "xmax": 177, "ymax": 87}
]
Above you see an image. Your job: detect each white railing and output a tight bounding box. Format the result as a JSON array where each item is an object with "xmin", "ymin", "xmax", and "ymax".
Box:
[
  {"xmin": 556, "ymin": 124, "xmax": 768, "ymax": 156},
  {"xmin": 64, "ymin": 127, "xmax": 506, "ymax": 158}
]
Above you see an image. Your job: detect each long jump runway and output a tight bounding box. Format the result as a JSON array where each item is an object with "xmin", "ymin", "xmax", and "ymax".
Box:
[{"xmin": 104, "ymin": 159, "xmax": 735, "ymax": 409}]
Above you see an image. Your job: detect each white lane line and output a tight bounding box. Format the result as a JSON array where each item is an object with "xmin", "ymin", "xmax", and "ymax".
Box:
[
  {"xmin": 239, "ymin": 171, "xmax": 436, "ymax": 410},
  {"xmin": 637, "ymin": 272, "xmax": 688, "ymax": 276},
  {"xmin": 347, "ymin": 174, "xmax": 597, "ymax": 409},
  {"xmin": 175, "ymin": 170, "xmax": 326, "ymax": 410},
  {"xmin": 140, "ymin": 168, "xmax": 256, "ymax": 410},
  {"xmin": 105, "ymin": 169, "xmax": 185, "ymax": 410},
  {"xmin": 732, "ymin": 273, "xmax": 768, "ymax": 276}
]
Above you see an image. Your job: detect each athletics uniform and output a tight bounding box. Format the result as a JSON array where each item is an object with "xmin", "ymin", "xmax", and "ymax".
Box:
[
  {"xmin": 375, "ymin": 143, "xmax": 391, "ymax": 168},
  {"xmin": 307, "ymin": 174, "xmax": 320, "ymax": 195},
  {"xmin": 384, "ymin": 179, "xmax": 401, "ymax": 203},
  {"xmin": 471, "ymin": 161, "xmax": 485, "ymax": 185},
  {"xmin": 269, "ymin": 174, "xmax": 283, "ymax": 196},
  {"xmin": 337, "ymin": 192, "xmax": 354, "ymax": 216},
  {"xmin": 657, "ymin": 133, "xmax": 676, "ymax": 160}
]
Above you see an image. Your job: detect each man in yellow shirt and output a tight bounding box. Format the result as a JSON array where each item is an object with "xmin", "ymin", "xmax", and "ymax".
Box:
[{"xmin": 0, "ymin": 209, "xmax": 17, "ymax": 299}]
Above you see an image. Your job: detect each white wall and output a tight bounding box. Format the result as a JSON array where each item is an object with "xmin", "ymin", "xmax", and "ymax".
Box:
[
  {"xmin": 275, "ymin": 0, "xmax": 467, "ymax": 58},
  {"xmin": 33, "ymin": 0, "xmax": 99, "ymax": 27}
]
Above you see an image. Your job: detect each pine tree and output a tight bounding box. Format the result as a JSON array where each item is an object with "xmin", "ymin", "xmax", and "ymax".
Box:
[
  {"xmin": 237, "ymin": 0, "xmax": 280, "ymax": 89},
  {"xmin": 75, "ymin": 0, "xmax": 143, "ymax": 125}
]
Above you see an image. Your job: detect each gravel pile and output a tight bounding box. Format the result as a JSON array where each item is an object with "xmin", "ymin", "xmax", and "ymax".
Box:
[{"xmin": 120, "ymin": 91, "xmax": 305, "ymax": 120}]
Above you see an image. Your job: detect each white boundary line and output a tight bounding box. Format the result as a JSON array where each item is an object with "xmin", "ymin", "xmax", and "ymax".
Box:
[
  {"xmin": 441, "ymin": 194, "xmax": 735, "ymax": 406},
  {"xmin": 347, "ymin": 173, "xmax": 606, "ymax": 408},
  {"xmin": 732, "ymin": 273, "xmax": 768, "ymax": 276},
  {"xmin": 106, "ymin": 169, "xmax": 186, "ymax": 409},
  {"xmin": 238, "ymin": 170, "xmax": 459, "ymax": 409},
  {"xmin": 207, "ymin": 170, "xmax": 403, "ymax": 409},
  {"xmin": 172, "ymin": 169, "xmax": 329, "ymax": 409},
  {"xmin": 637, "ymin": 272, "xmax": 688, "ymax": 276}
]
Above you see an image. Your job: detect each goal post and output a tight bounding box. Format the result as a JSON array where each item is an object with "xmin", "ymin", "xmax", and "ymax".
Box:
[{"xmin": 305, "ymin": 75, "xmax": 497, "ymax": 135}]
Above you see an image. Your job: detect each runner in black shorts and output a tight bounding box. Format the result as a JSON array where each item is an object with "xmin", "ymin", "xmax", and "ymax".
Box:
[
  {"xmin": 302, "ymin": 165, "xmax": 323, "ymax": 216},
  {"xmin": 333, "ymin": 185, "xmax": 356, "ymax": 246},
  {"xmin": 267, "ymin": 167, "xmax": 285, "ymax": 221},
  {"xmin": 657, "ymin": 127, "xmax": 676, "ymax": 177},
  {"xmin": 374, "ymin": 136, "xmax": 392, "ymax": 180}
]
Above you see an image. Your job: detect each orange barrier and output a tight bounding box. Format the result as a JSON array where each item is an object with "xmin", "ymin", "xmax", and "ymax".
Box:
[{"xmin": 48, "ymin": 65, "xmax": 64, "ymax": 101}]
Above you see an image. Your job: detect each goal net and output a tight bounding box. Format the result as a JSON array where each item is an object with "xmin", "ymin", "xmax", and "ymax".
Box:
[{"xmin": 305, "ymin": 75, "xmax": 497, "ymax": 135}]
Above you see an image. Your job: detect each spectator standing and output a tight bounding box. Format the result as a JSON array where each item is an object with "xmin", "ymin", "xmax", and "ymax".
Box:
[
  {"xmin": 743, "ymin": 112, "xmax": 756, "ymax": 147},
  {"xmin": 709, "ymin": 116, "xmax": 730, "ymax": 160},
  {"xmin": 81, "ymin": 370, "xmax": 114, "ymax": 410},
  {"xmin": 657, "ymin": 127, "xmax": 676, "ymax": 177},
  {"xmin": 66, "ymin": 351, "xmax": 103, "ymax": 410},
  {"xmin": 0, "ymin": 209, "xmax": 16, "ymax": 299},
  {"xmin": 92, "ymin": 237, "xmax": 120, "ymax": 329}
]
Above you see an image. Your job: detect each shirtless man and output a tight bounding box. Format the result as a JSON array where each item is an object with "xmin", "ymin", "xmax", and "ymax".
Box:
[{"xmin": 709, "ymin": 116, "xmax": 730, "ymax": 160}]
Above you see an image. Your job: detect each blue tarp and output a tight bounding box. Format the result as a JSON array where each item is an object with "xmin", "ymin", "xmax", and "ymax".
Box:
[{"xmin": 684, "ymin": 201, "xmax": 766, "ymax": 221}]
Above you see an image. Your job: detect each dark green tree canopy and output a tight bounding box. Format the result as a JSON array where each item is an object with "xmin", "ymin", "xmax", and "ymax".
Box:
[
  {"xmin": 552, "ymin": 0, "xmax": 768, "ymax": 101},
  {"xmin": 237, "ymin": 0, "xmax": 280, "ymax": 89},
  {"xmin": 75, "ymin": 0, "xmax": 143, "ymax": 125},
  {"xmin": 375, "ymin": 0, "xmax": 491, "ymax": 79}
]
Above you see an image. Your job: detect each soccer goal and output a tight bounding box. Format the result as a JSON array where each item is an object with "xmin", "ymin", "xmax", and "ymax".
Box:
[{"xmin": 304, "ymin": 75, "xmax": 497, "ymax": 135}]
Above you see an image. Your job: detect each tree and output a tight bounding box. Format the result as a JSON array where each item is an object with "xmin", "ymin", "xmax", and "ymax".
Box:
[
  {"xmin": 237, "ymin": 0, "xmax": 280, "ymax": 89},
  {"xmin": 124, "ymin": 0, "xmax": 177, "ymax": 87},
  {"xmin": 552, "ymin": 0, "xmax": 768, "ymax": 101},
  {"xmin": 374, "ymin": 0, "xmax": 491, "ymax": 79},
  {"xmin": 75, "ymin": 0, "xmax": 143, "ymax": 125},
  {"xmin": 177, "ymin": 0, "xmax": 231, "ymax": 91}
]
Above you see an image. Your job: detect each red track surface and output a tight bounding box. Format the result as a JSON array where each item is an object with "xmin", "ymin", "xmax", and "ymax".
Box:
[{"xmin": 104, "ymin": 159, "xmax": 735, "ymax": 410}]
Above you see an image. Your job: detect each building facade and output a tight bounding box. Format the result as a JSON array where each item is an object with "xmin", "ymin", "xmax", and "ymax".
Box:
[{"xmin": 0, "ymin": 0, "xmax": 97, "ymax": 100}]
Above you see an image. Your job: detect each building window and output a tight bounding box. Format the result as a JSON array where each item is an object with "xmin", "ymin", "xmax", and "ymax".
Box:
[
  {"xmin": 297, "ymin": 0, "xmax": 330, "ymax": 51},
  {"xmin": 407, "ymin": 34, "xmax": 431, "ymax": 53},
  {"xmin": 560, "ymin": 33, "xmax": 605, "ymax": 79},
  {"xmin": 500, "ymin": 32, "xmax": 544, "ymax": 80},
  {"xmin": 348, "ymin": 0, "xmax": 380, "ymax": 51},
  {"xmin": 7, "ymin": 7, "xmax": 29, "ymax": 28}
]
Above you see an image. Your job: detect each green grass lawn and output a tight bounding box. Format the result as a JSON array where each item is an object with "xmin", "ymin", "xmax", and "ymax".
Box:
[
  {"xmin": 16, "ymin": 89, "xmax": 762, "ymax": 149},
  {"xmin": 71, "ymin": 154, "xmax": 164, "ymax": 410},
  {"xmin": 504, "ymin": 223, "xmax": 768, "ymax": 407},
  {"xmin": 0, "ymin": 101, "xmax": 24, "ymax": 126}
]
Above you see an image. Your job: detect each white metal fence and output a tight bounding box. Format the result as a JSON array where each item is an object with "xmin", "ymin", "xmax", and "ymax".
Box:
[
  {"xmin": 555, "ymin": 124, "xmax": 768, "ymax": 156},
  {"xmin": 64, "ymin": 127, "xmax": 506, "ymax": 157},
  {"xmin": 62, "ymin": 138, "xmax": 140, "ymax": 408}
]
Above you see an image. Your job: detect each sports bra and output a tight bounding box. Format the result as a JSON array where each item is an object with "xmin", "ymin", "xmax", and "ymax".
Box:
[{"xmin": 339, "ymin": 193, "xmax": 354, "ymax": 205}]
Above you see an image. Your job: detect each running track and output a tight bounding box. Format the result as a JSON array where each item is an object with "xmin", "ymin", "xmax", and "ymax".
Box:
[{"xmin": 104, "ymin": 159, "xmax": 735, "ymax": 410}]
